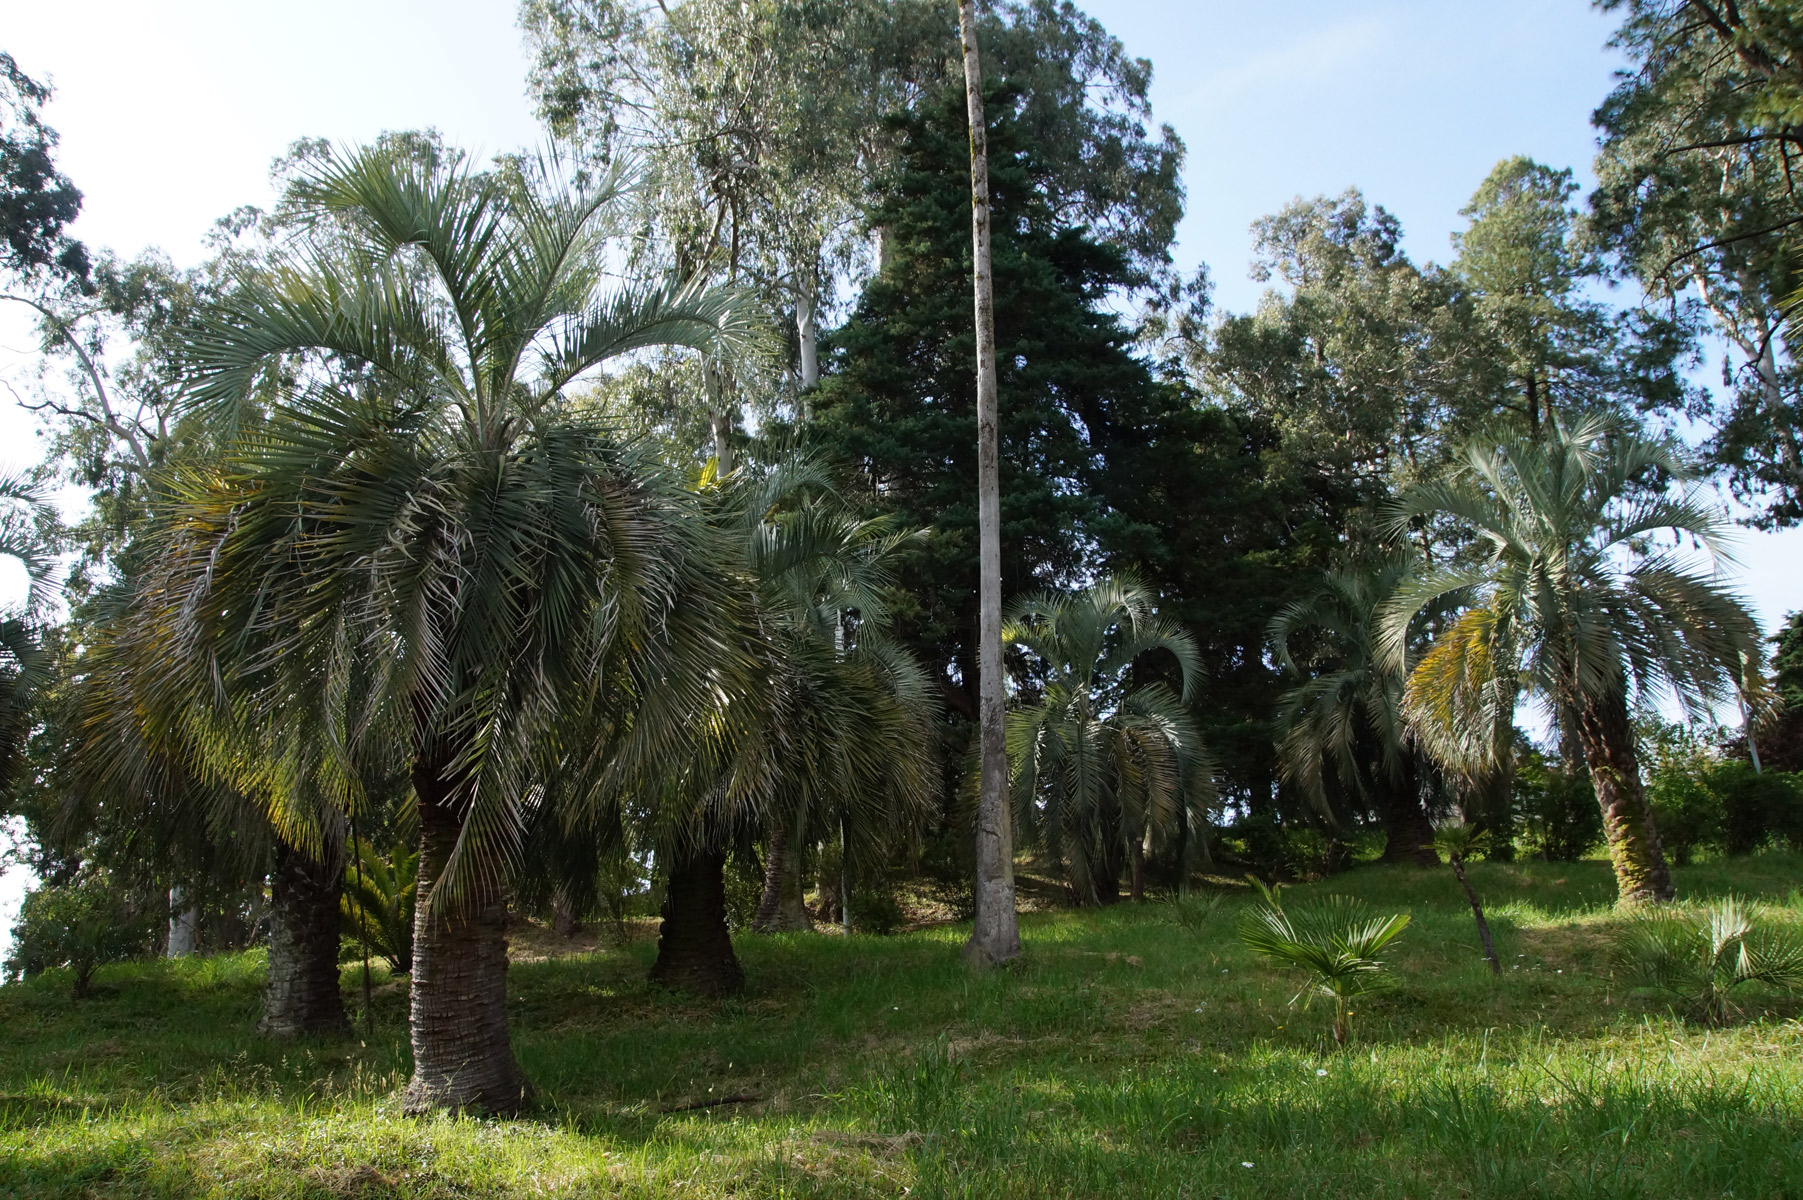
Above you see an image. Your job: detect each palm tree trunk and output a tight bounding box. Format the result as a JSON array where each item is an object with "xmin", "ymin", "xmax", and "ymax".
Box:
[
  {"xmin": 958, "ymin": 0, "xmax": 1020, "ymax": 970},
  {"xmin": 649, "ymin": 844, "xmax": 745, "ymax": 994},
  {"xmin": 1378, "ymin": 754, "xmax": 1439, "ymax": 867},
  {"xmin": 259, "ymin": 841, "xmax": 348, "ymax": 1038},
  {"xmin": 753, "ymin": 818, "xmax": 814, "ymax": 933},
  {"xmin": 401, "ymin": 773, "xmax": 531, "ymax": 1115},
  {"xmin": 1448, "ymin": 853, "xmax": 1501, "ymax": 975},
  {"xmin": 1575, "ymin": 689, "xmax": 1675, "ymax": 905}
]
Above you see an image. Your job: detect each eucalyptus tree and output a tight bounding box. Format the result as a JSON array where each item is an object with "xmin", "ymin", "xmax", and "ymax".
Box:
[
  {"xmin": 1382, "ymin": 417, "xmax": 1762, "ymax": 905},
  {"xmin": 1004, "ymin": 578, "xmax": 1209, "ymax": 904},
  {"xmin": 132, "ymin": 141, "xmax": 754, "ymax": 1113},
  {"xmin": 1269, "ymin": 558, "xmax": 1440, "ymax": 867},
  {"xmin": 0, "ymin": 50, "xmax": 88, "ymax": 285},
  {"xmin": 1593, "ymin": 0, "xmax": 1803, "ymax": 526}
]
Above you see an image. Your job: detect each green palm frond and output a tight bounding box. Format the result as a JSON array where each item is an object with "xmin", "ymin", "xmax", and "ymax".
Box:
[
  {"xmin": 1612, "ymin": 896, "xmax": 1803, "ymax": 1024},
  {"xmin": 1239, "ymin": 896, "xmax": 1410, "ymax": 1044}
]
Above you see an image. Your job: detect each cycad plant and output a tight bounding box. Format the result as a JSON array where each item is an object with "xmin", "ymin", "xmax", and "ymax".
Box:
[
  {"xmin": 1005, "ymin": 578, "xmax": 1211, "ymax": 904},
  {"xmin": 1612, "ymin": 896, "xmax": 1803, "ymax": 1025},
  {"xmin": 1270, "ymin": 557, "xmax": 1440, "ymax": 866},
  {"xmin": 341, "ymin": 839, "xmax": 418, "ymax": 976},
  {"xmin": 1239, "ymin": 893, "xmax": 1411, "ymax": 1045},
  {"xmin": 1383, "ymin": 416, "xmax": 1763, "ymax": 905},
  {"xmin": 130, "ymin": 141, "xmax": 756, "ymax": 1113}
]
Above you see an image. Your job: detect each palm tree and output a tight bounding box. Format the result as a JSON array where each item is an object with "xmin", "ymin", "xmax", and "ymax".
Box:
[
  {"xmin": 134, "ymin": 142, "xmax": 755, "ymax": 1112},
  {"xmin": 1005, "ymin": 578, "xmax": 1211, "ymax": 904},
  {"xmin": 1238, "ymin": 893, "xmax": 1410, "ymax": 1045},
  {"xmin": 1269, "ymin": 558, "xmax": 1441, "ymax": 867},
  {"xmin": 1382, "ymin": 417, "xmax": 1763, "ymax": 905}
]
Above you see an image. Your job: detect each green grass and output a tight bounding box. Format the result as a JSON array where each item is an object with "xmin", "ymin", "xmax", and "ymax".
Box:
[{"xmin": 8, "ymin": 855, "xmax": 1803, "ymax": 1198}]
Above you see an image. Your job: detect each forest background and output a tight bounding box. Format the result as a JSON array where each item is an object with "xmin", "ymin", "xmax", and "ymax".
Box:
[{"xmin": 1, "ymin": 0, "xmax": 1800, "ymax": 958}]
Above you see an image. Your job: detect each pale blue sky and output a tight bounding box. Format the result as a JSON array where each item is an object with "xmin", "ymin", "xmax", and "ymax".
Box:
[{"xmin": 1, "ymin": 2, "xmax": 1799, "ymax": 948}]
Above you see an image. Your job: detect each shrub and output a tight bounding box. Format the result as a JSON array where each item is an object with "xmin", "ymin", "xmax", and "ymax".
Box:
[
  {"xmin": 1238, "ymin": 893, "xmax": 1410, "ymax": 1044},
  {"xmin": 4, "ymin": 869, "xmax": 157, "ymax": 997},
  {"xmin": 1611, "ymin": 896, "xmax": 1803, "ymax": 1024},
  {"xmin": 340, "ymin": 840, "xmax": 417, "ymax": 974},
  {"xmin": 1515, "ymin": 749, "xmax": 1602, "ymax": 861}
]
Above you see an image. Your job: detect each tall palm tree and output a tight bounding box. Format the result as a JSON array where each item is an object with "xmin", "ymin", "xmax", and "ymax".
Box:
[
  {"xmin": 1005, "ymin": 578, "xmax": 1211, "ymax": 904},
  {"xmin": 1381, "ymin": 416, "xmax": 1762, "ymax": 905},
  {"xmin": 133, "ymin": 142, "xmax": 755, "ymax": 1112},
  {"xmin": 1269, "ymin": 558, "xmax": 1440, "ymax": 867}
]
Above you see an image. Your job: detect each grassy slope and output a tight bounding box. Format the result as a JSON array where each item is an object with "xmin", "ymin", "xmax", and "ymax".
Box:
[{"xmin": 5, "ymin": 856, "xmax": 1803, "ymax": 1199}]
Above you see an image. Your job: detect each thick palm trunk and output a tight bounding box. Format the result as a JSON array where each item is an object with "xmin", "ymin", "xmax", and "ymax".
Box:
[
  {"xmin": 401, "ymin": 776, "xmax": 530, "ymax": 1115},
  {"xmin": 650, "ymin": 845, "xmax": 745, "ymax": 994},
  {"xmin": 1575, "ymin": 689, "xmax": 1675, "ymax": 905},
  {"xmin": 753, "ymin": 820, "xmax": 814, "ymax": 933},
  {"xmin": 1379, "ymin": 756, "xmax": 1439, "ymax": 866},
  {"xmin": 958, "ymin": 0, "xmax": 1020, "ymax": 970},
  {"xmin": 260, "ymin": 841, "xmax": 348, "ymax": 1038}
]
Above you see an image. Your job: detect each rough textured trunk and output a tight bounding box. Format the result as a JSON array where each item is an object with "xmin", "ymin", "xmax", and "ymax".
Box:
[
  {"xmin": 958, "ymin": 0, "xmax": 1020, "ymax": 970},
  {"xmin": 551, "ymin": 889, "xmax": 580, "ymax": 939},
  {"xmin": 753, "ymin": 820, "xmax": 814, "ymax": 933},
  {"xmin": 1129, "ymin": 825, "xmax": 1148, "ymax": 902},
  {"xmin": 1449, "ymin": 854, "xmax": 1501, "ymax": 975},
  {"xmin": 1575, "ymin": 689, "xmax": 1676, "ymax": 905},
  {"xmin": 1378, "ymin": 755, "xmax": 1440, "ymax": 867},
  {"xmin": 260, "ymin": 842, "xmax": 348, "ymax": 1038},
  {"xmin": 401, "ymin": 773, "xmax": 531, "ymax": 1115},
  {"xmin": 650, "ymin": 844, "xmax": 745, "ymax": 994}
]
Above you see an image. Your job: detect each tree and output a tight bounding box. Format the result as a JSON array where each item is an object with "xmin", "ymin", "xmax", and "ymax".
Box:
[
  {"xmin": 958, "ymin": 0, "xmax": 1018, "ymax": 969},
  {"xmin": 1384, "ymin": 416, "xmax": 1763, "ymax": 904},
  {"xmin": 4, "ymin": 867, "xmax": 155, "ymax": 998},
  {"xmin": 0, "ymin": 51, "xmax": 88, "ymax": 286},
  {"xmin": 1269, "ymin": 558, "xmax": 1441, "ymax": 867},
  {"xmin": 1593, "ymin": 0, "xmax": 1803, "ymax": 526},
  {"xmin": 1004, "ymin": 578, "xmax": 1208, "ymax": 904},
  {"xmin": 129, "ymin": 142, "xmax": 754, "ymax": 1113}
]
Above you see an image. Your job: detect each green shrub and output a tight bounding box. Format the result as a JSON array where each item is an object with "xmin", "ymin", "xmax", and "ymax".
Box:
[
  {"xmin": 1712, "ymin": 761, "xmax": 1803, "ymax": 854},
  {"xmin": 4, "ymin": 869, "xmax": 157, "ymax": 997},
  {"xmin": 340, "ymin": 840, "xmax": 417, "ymax": 973},
  {"xmin": 1237, "ymin": 892, "xmax": 1410, "ymax": 1044},
  {"xmin": 1515, "ymin": 749, "xmax": 1602, "ymax": 861}
]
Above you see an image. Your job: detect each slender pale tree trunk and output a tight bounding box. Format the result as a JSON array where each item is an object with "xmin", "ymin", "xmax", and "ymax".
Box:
[
  {"xmin": 753, "ymin": 817, "xmax": 814, "ymax": 933},
  {"xmin": 796, "ymin": 282, "xmax": 819, "ymax": 393},
  {"xmin": 401, "ymin": 768, "xmax": 531, "ymax": 1115},
  {"xmin": 704, "ymin": 357, "xmax": 734, "ymax": 473},
  {"xmin": 1574, "ymin": 688, "xmax": 1675, "ymax": 905},
  {"xmin": 958, "ymin": 0, "xmax": 1020, "ymax": 969},
  {"xmin": 260, "ymin": 842, "xmax": 348, "ymax": 1038},
  {"xmin": 166, "ymin": 887, "xmax": 198, "ymax": 957},
  {"xmin": 649, "ymin": 844, "xmax": 745, "ymax": 994}
]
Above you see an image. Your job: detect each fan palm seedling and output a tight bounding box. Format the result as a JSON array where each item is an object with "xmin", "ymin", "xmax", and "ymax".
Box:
[
  {"xmin": 1383, "ymin": 416, "xmax": 1763, "ymax": 905},
  {"xmin": 128, "ymin": 140, "xmax": 757, "ymax": 1113},
  {"xmin": 1006, "ymin": 578, "xmax": 1212, "ymax": 904},
  {"xmin": 1612, "ymin": 896, "xmax": 1803, "ymax": 1025},
  {"xmin": 1238, "ymin": 895, "xmax": 1410, "ymax": 1045}
]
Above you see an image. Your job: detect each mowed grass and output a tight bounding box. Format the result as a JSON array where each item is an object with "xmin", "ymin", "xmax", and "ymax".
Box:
[{"xmin": 7, "ymin": 855, "xmax": 1803, "ymax": 1198}]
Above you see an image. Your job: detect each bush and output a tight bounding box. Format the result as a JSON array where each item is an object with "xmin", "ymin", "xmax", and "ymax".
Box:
[
  {"xmin": 1641, "ymin": 719, "xmax": 1803, "ymax": 859},
  {"xmin": 1611, "ymin": 896, "xmax": 1803, "ymax": 1024},
  {"xmin": 1515, "ymin": 749, "xmax": 1602, "ymax": 861},
  {"xmin": 1712, "ymin": 761, "xmax": 1803, "ymax": 854},
  {"xmin": 1238, "ymin": 891, "xmax": 1410, "ymax": 1045},
  {"xmin": 5, "ymin": 869, "xmax": 157, "ymax": 997}
]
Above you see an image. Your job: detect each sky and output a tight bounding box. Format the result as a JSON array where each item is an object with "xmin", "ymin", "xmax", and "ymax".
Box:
[{"xmin": 2, "ymin": 1, "xmax": 1801, "ymax": 953}]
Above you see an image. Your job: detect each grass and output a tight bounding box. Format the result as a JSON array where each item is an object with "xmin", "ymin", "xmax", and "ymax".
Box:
[{"xmin": 7, "ymin": 855, "xmax": 1803, "ymax": 1198}]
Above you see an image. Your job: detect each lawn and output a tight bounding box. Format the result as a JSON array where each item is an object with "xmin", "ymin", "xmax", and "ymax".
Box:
[{"xmin": 6, "ymin": 855, "xmax": 1803, "ymax": 1198}]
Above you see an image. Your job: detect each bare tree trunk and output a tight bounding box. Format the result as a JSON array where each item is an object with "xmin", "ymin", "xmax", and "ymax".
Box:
[
  {"xmin": 551, "ymin": 888, "xmax": 580, "ymax": 939},
  {"xmin": 1575, "ymin": 689, "xmax": 1675, "ymax": 905},
  {"xmin": 958, "ymin": 0, "xmax": 1020, "ymax": 971},
  {"xmin": 401, "ymin": 770, "xmax": 531, "ymax": 1115},
  {"xmin": 1448, "ymin": 853, "xmax": 1501, "ymax": 975},
  {"xmin": 1378, "ymin": 756, "xmax": 1439, "ymax": 867},
  {"xmin": 260, "ymin": 842, "xmax": 348, "ymax": 1038},
  {"xmin": 796, "ymin": 283, "xmax": 819, "ymax": 394},
  {"xmin": 753, "ymin": 818, "xmax": 814, "ymax": 933},
  {"xmin": 704, "ymin": 357, "xmax": 734, "ymax": 473},
  {"xmin": 650, "ymin": 844, "xmax": 745, "ymax": 994},
  {"xmin": 166, "ymin": 887, "xmax": 198, "ymax": 957}
]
